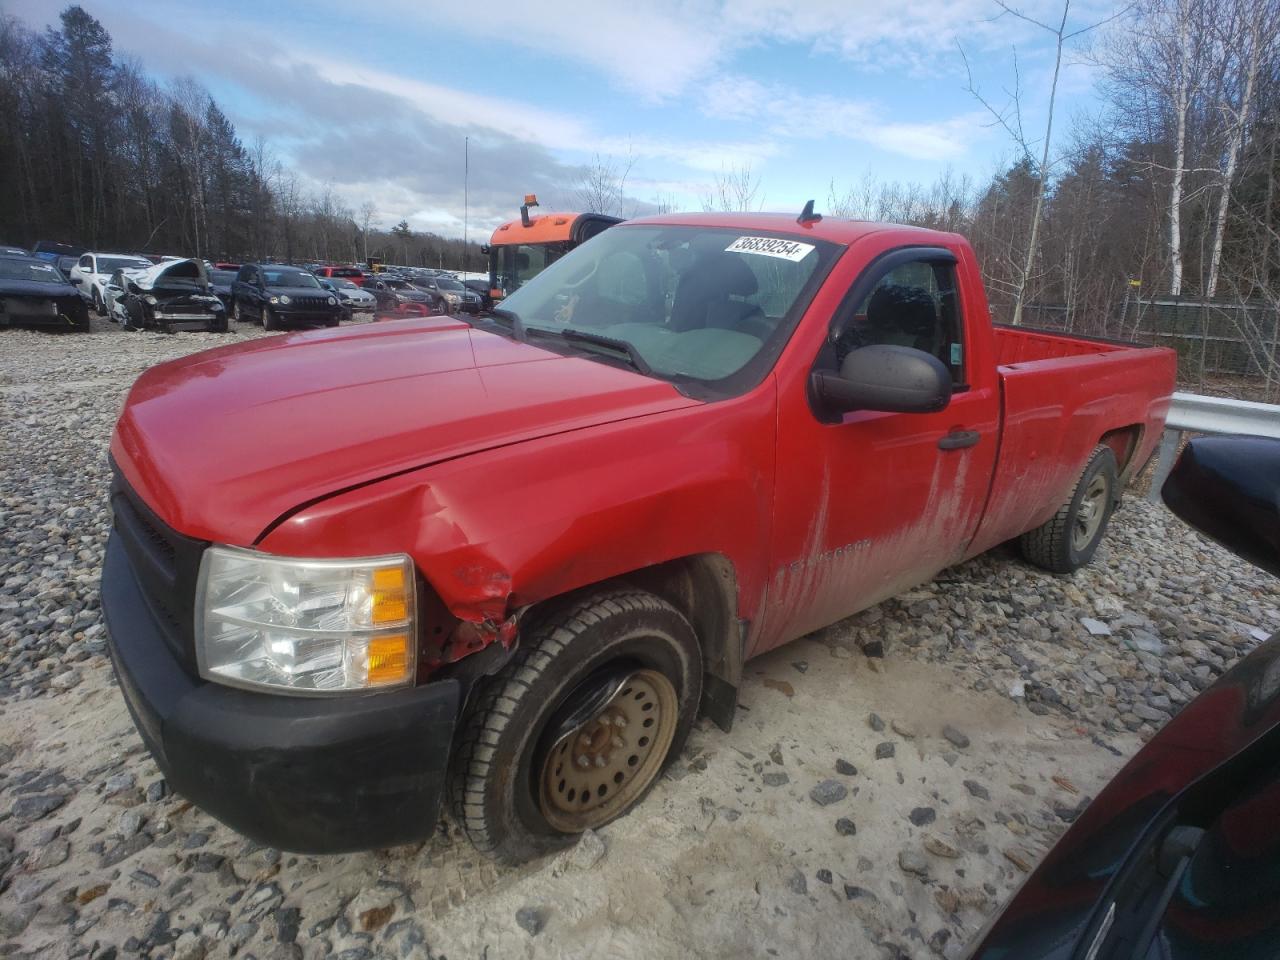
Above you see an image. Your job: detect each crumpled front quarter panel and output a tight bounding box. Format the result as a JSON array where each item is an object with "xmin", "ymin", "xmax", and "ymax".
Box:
[{"xmin": 258, "ymin": 385, "xmax": 777, "ymax": 635}]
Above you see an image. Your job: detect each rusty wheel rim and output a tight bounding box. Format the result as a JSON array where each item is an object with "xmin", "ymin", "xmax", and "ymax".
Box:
[
  {"xmin": 1073, "ymin": 473, "xmax": 1109, "ymax": 551},
  {"xmin": 538, "ymin": 668, "xmax": 677, "ymax": 833}
]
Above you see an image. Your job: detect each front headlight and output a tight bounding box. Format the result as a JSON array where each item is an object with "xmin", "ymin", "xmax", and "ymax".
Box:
[
  {"xmin": 328, "ymin": 296, "xmax": 337, "ymax": 305},
  {"xmin": 279, "ymin": 295, "xmax": 292, "ymax": 305},
  {"xmin": 143, "ymin": 295, "xmax": 158, "ymax": 306},
  {"xmin": 195, "ymin": 547, "xmax": 417, "ymax": 696},
  {"xmin": 269, "ymin": 295, "xmax": 280, "ymax": 304}
]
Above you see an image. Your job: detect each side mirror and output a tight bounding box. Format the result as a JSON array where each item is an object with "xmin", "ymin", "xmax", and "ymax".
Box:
[
  {"xmin": 1162, "ymin": 436, "xmax": 1280, "ymax": 578},
  {"xmin": 812, "ymin": 344, "xmax": 952, "ymax": 416}
]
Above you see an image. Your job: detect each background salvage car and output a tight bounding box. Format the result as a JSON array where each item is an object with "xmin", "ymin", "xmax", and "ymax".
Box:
[
  {"xmin": 107, "ymin": 259, "xmax": 228, "ymax": 333},
  {"xmin": 230, "ymin": 263, "xmax": 343, "ymax": 329},
  {"xmin": 69, "ymin": 251, "xmax": 152, "ymax": 315},
  {"xmin": 0, "ymin": 253, "xmax": 90, "ymax": 331},
  {"xmin": 319, "ymin": 277, "xmax": 377, "ymax": 319}
]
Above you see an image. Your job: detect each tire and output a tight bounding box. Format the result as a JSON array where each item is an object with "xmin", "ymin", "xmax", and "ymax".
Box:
[
  {"xmin": 451, "ymin": 589, "xmax": 702, "ymax": 864},
  {"xmin": 92, "ymin": 289, "xmax": 104, "ymax": 316},
  {"xmin": 232, "ymin": 299, "xmax": 244, "ymax": 323},
  {"xmin": 262, "ymin": 304, "xmax": 279, "ymax": 331},
  {"xmin": 211, "ymin": 317, "xmax": 229, "ymax": 333},
  {"xmin": 1020, "ymin": 444, "xmax": 1119, "ymax": 573}
]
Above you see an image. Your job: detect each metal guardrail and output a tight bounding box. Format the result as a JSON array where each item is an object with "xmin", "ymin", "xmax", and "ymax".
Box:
[{"xmin": 1146, "ymin": 391, "xmax": 1280, "ymax": 502}]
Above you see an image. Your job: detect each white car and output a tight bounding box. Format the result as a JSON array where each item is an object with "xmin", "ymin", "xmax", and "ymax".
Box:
[{"xmin": 69, "ymin": 252, "xmax": 153, "ymax": 314}]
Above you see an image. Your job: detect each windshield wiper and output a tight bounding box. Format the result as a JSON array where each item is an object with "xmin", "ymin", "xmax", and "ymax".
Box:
[
  {"xmin": 490, "ymin": 307, "xmax": 526, "ymax": 342},
  {"xmin": 556, "ymin": 329, "xmax": 653, "ymax": 376}
]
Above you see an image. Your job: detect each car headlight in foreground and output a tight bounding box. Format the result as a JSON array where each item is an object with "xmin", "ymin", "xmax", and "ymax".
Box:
[{"xmin": 195, "ymin": 547, "xmax": 416, "ymax": 695}]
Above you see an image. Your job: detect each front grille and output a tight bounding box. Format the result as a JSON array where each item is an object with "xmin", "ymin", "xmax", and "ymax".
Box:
[
  {"xmin": 288, "ymin": 295, "xmax": 331, "ymax": 309},
  {"xmin": 110, "ymin": 464, "xmax": 208, "ymax": 671}
]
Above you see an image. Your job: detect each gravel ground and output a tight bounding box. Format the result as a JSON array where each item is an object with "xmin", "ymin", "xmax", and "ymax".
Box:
[{"xmin": 1, "ymin": 319, "xmax": 1277, "ymax": 959}]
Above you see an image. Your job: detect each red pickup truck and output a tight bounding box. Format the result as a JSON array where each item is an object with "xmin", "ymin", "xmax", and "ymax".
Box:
[{"xmin": 103, "ymin": 212, "xmax": 1176, "ymax": 862}]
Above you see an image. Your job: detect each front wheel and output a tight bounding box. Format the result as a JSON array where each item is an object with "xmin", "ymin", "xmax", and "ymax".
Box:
[
  {"xmin": 262, "ymin": 304, "xmax": 279, "ymax": 331},
  {"xmin": 451, "ymin": 590, "xmax": 702, "ymax": 864},
  {"xmin": 1020, "ymin": 444, "xmax": 1118, "ymax": 573}
]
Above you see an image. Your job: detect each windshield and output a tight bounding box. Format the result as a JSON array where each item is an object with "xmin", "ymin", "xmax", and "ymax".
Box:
[
  {"xmin": 329, "ymin": 278, "xmax": 358, "ymax": 290},
  {"xmin": 497, "ymin": 224, "xmax": 836, "ymax": 385},
  {"xmin": 492, "ymin": 242, "xmax": 568, "ymax": 295},
  {"xmin": 263, "ymin": 268, "xmax": 320, "ymax": 288},
  {"xmin": 383, "ymin": 278, "xmax": 410, "ymax": 289},
  {"xmin": 436, "ymin": 278, "xmax": 464, "ymax": 291},
  {"xmin": 328, "ymin": 267, "xmax": 362, "ymax": 278},
  {"xmin": 0, "ymin": 258, "xmax": 67, "ymax": 283},
  {"xmin": 99, "ymin": 256, "xmax": 151, "ymax": 273},
  {"xmin": 209, "ymin": 270, "xmax": 236, "ymax": 285}
]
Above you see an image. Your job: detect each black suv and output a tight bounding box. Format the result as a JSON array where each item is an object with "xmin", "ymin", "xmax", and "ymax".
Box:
[{"xmin": 230, "ymin": 263, "xmax": 343, "ymax": 330}]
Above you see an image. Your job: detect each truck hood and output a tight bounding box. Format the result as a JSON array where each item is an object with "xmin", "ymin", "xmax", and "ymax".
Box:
[{"xmin": 111, "ymin": 316, "xmax": 700, "ymax": 545}]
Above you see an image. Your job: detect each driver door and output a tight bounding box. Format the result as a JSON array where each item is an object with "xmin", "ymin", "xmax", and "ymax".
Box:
[{"xmin": 754, "ymin": 251, "xmax": 999, "ymax": 653}]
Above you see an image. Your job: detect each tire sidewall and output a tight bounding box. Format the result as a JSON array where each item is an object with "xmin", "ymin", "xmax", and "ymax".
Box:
[
  {"xmin": 1064, "ymin": 448, "xmax": 1118, "ymax": 568},
  {"xmin": 473, "ymin": 598, "xmax": 701, "ymax": 861}
]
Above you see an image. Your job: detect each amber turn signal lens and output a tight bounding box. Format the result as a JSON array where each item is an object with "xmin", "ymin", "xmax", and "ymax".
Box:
[
  {"xmin": 371, "ymin": 566, "xmax": 409, "ymax": 625},
  {"xmin": 367, "ymin": 634, "xmax": 410, "ymax": 685}
]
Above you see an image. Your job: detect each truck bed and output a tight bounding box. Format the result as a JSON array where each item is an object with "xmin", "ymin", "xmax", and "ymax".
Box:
[
  {"xmin": 964, "ymin": 325, "xmax": 1178, "ymax": 560},
  {"xmin": 993, "ymin": 324, "xmax": 1142, "ymax": 366}
]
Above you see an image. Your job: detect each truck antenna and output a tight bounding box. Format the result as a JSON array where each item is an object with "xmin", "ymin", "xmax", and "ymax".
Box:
[{"xmin": 797, "ymin": 199, "xmax": 822, "ymax": 226}]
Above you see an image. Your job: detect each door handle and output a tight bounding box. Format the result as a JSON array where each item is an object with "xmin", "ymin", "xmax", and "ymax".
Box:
[{"xmin": 938, "ymin": 430, "xmax": 980, "ymax": 451}]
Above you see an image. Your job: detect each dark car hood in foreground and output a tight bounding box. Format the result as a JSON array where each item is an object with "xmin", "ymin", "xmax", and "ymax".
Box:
[
  {"xmin": 0, "ymin": 278, "xmax": 79, "ymax": 299},
  {"xmin": 969, "ymin": 633, "xmax": 1280, "ymax": 960},
  {"xmin": 110, "ymin": 316, "xmax": 699, "ymax": 545}
]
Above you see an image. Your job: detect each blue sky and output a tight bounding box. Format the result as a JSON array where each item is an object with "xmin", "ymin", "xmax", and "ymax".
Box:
[{"xmin": 9, "ymin": 0, "xmax": 1119, "ymax": 238}]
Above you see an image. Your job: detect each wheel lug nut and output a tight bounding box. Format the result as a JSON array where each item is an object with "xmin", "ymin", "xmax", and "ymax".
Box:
[
  {"xmin": 611, "ymin": 735, "xmax": 625, "ymax": 748},
  {"xmin": 594, "ymin": 755, "xmax": 607, "ymax": 768},
  {"xmin": 614, "ymin": 716, "xmax": 628, "ymax": 728},
  {"xmin": 576, "ymin": 754, "xmax": 591, "ymax": 768}
]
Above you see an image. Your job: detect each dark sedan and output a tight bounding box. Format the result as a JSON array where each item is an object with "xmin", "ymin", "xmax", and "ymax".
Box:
[
  {"xmin": 208, "ymin": 268, "xmax": 236, "ymax": 313},
  {"xmin": 966, "ymin": 435, "xmax": 1280, "ymax": 960},
  {"xmin": 230, "ymin": 263, "xmax": 343, "ymax": 330},
  {"xmin": 368, "ymin": 276, "xmax": 437, "ymax": 314},
  {"xmin": 0, "ymin": 254, "xmax": 90, "ymax": 331},
  {"xmin": 463, "ymin": 278, "xmax": 494, "ymax": 312}
]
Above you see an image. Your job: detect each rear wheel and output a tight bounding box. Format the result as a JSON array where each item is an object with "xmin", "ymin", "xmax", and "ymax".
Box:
[
  {"xmin": 451, "ymin": 589, "xmax": 702, "ymax": 863},
  {"xmin": 1020, "ymin": 444, "xmax": 1118, "ymax": 573}
]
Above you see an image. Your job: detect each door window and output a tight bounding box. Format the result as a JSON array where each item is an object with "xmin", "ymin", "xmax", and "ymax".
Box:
[{"xmin": 836, "ymin": 260, "xmax": 965, "ymax": 384}]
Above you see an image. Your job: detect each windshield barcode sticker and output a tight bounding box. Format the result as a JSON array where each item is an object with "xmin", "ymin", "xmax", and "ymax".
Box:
[{"xmin": 725, "ymin": 236, "xmax": 815, "ymax": 262}]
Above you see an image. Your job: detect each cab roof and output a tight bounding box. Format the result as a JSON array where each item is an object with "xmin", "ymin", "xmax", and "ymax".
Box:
[{"xmin": 620, "ymin": 211, "xmax": 961, "ymax": 249}]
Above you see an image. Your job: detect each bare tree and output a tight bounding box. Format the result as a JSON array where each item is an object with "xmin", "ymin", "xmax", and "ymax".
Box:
[
  {"xmin": 961, "ymin": 0, "xmax": 1130, "ymax": 324},
  {"xmin": 1205, "ymin": 0, "xmax": 1276, "ymax": 295},
  {"xmin": 701, "ymin": 163, "xmax": 763, "ymax": 212},
  {"xmin": 359, "ymin": 200, "xmax": 376, "ymax": 264},
  {"xmin": 576, "ymin": 150, "xmax": 635, "ymax": 216}
]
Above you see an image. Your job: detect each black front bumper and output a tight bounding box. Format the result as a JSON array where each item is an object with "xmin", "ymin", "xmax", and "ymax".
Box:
[{"xmin": 101, "ymin": 533, "xmax": 460, "ymax": 853}]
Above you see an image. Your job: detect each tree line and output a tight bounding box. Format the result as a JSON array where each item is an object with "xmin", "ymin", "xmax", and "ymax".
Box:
[
  {"xmin": 0, "ymin": 6, "xmax": 483, "ymax": 268},
  {"xmin": 820, "ymin": 0, "xmax": 1280, "ymax": 394}
]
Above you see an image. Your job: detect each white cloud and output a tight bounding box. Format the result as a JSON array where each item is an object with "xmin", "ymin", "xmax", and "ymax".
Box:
[{"xmin": 701, "ymin": 75, "xmax": 987, "ymax": 161}]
